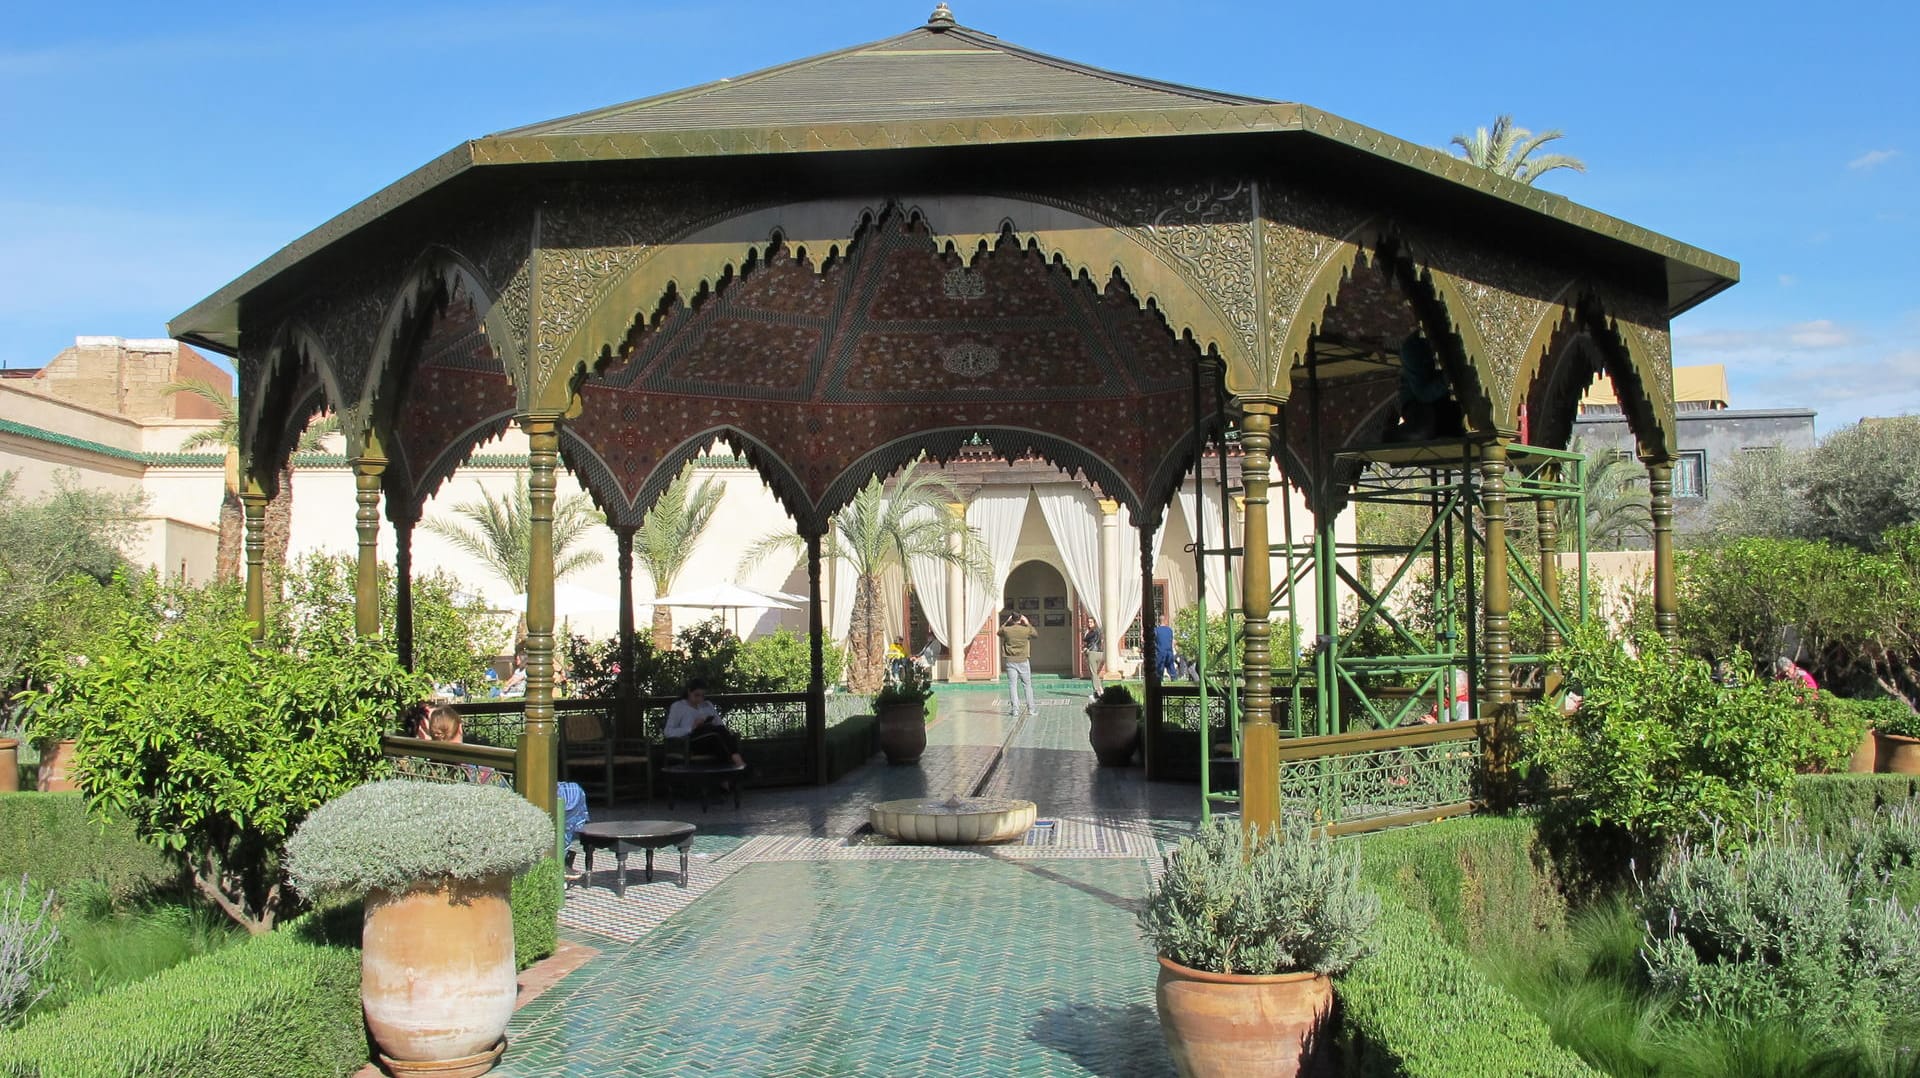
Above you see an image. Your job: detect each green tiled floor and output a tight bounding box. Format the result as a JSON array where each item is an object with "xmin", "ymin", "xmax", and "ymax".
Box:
[{"xmin": 502, "ymin": 859, "xmax": 1171, "ymax": 1077}]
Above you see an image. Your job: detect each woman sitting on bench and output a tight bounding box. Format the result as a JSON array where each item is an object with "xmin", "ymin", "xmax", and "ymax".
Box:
[{"xmin": 664, "ymin": 679, "xmax": 746, "ymax": 768}]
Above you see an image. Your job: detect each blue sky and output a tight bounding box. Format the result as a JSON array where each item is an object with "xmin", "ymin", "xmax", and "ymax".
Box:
[{"xmin": 2, "ymin": 0, "xmax": 1913, "ymax": 427}]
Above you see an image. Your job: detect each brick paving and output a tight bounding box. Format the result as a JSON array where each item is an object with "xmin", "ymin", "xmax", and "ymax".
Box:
[{"xmin": 496, "ymin": 687, "xmax": 1197, "ymax": 1077}]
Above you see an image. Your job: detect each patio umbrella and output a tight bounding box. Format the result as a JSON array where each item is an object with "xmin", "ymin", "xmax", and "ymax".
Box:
[{"xmin": 646, "ymin": 581, "xmax": 799, "ymax": 637}]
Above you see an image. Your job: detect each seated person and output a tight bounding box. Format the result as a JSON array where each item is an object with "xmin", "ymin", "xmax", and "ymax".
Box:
[
  {"xmin": 426, "ymin": 704, "xmax": 590, "ymax": 874},
  {"xmin": 664, "ymin": 679, "xmax": 746, "ymax": 768},
  {"xmin": 1384, "ymin": 333, "xmax": 1464, "ymax": 443}
]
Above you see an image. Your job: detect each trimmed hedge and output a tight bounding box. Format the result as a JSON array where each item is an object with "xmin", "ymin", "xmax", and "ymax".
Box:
[
  {"xmin": 1338, "ymin": 900, "xmax": 1600, "ymax": 1078},
  {"xmin": 1791, "ymin": 772, "xmax": 1920, "ymax": 849},
  {"xmin": 1356, "ymin": 814, "xmax": 1566, "ymax": 954},
  {"xmin": 0, "ymin": 915, "xmax": 364, "ymax": 1078},
  {"xmin": 512, "ymin": 855, "xmax": 563, "ymax": 970},
  {"xmin": 824, "ymin": 713, "xmax": 879, "ymax": 782},
  {"xmin": 0, "ymin": 792, "xmax": 174, "ymax": 900}
]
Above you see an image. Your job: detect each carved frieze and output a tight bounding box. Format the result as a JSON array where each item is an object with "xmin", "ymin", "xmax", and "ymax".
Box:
[
  {"xmin": 1258, "ymin": 182, "xmax": 1373, "ymax": 383},
  {"xmin": 1405, "ymin": 229, "xmax": 1568, "ymax": 421}
]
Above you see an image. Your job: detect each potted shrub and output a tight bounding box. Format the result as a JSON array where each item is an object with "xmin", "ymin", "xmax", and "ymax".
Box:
[
  {"xmin": 873, "ymin": 665, "xmax": 935, "ymax": 765},
  {"xmin": 1875, "ymin": 703, "xmax": 1920, "ymax": 775},
  {"xmin": 286, "ymin": 780, "xmax": 555, "ymax": 1078},
  {"xmin": 0, "ymin": 730, "xmax": 18, "ymax": 793},
  {"xmin": 1139, "ymin": 818, "xmax": 1378, "ymax": 1078},
  {"xmin": 1086, "ymin": 684, "xmax": 1141, "ymax": 766},
  {"xmin": 13, "ymin": 672, "xmax": 83, "ymax": 793}
]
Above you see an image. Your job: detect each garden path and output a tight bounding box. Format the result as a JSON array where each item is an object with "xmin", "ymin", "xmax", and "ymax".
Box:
[{"xmin": 496, "ymin": 681, "xmax": 1196, "ymax": 1077}]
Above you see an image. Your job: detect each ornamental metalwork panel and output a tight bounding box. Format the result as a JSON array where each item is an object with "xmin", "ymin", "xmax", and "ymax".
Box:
[
  {"xmin": 387, "ymin": 754, "xmax": 516, "ymax": 791},
  {"xmin": 1281, "ymin": 731, "xmax": 1483, "ymax": 829}
]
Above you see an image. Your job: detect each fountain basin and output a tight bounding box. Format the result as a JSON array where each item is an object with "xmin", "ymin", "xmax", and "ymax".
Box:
[{"xmin": 869, "ymin": 796, "xmax": 1037, "ymax": 845}]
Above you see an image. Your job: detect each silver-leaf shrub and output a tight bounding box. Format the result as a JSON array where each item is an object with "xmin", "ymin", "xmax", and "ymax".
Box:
[
  {"xmin": 1139, "ymin": 817, "xmax": 1379, "ymax": 976},
  {"xmin": 0, "ymin": 876, "xmax": 58, "ymax": 1028},
  {"xmin": 285, "ymin": 780, "xmax": 554, "ymax": 899}
]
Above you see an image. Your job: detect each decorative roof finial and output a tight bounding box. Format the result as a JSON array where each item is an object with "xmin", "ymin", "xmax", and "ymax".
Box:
[{"xmin": 927, "ymin": 3, "xmax": 956, "ymax": 28}]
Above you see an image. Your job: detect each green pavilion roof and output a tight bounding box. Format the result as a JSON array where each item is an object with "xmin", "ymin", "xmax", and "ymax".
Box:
[{"xmin": 170, "ymin": 6, "xmax": 1736, "ymax": 351}]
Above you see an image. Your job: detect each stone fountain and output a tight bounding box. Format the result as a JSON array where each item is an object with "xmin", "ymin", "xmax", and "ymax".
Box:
[{"xmin": 869, "ymin": 793, "xmax": 1037, "ymax": 845}]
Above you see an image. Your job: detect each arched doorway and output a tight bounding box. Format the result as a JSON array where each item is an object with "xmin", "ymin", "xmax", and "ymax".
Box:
[{"xmin": 1002, "ymin": 560, "xmax": 1073, "ymax": 675}]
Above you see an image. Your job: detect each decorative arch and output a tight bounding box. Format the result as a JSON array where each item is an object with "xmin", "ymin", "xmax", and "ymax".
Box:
[
  {"xmin": 363, "ymin": 244, "xmax": 523, "ymax": 444},
  {"xmin": 535, "ymin": 194, "xmax": 1260, "ymax": 410},
  {"xmin": 564, "ymin": 425, "xmax": 812, "ymax": 532},
  {"xmin": 402, "ymin": 410, "xmax": 516, "ymax": 518},
  {"xmin": 246, "ymin": 319, "xmax": 348, "ymax": 491},
  {"xmin": 816, "ymin": 427, "xmax": 1143, "ymax": 525},
  {"xmin": 1513, "ymin": 289, "xmax": 1676, "ymax": 460}
]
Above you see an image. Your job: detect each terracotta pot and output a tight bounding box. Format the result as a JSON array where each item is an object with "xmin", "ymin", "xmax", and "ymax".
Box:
[
  {"xmin": 1850, "ymin": 729, "xmax": 1880, "ymax": 774},
  {"xmin": 363, "ymin": 874, "xmax": 515, "ymax": 1074},
  {"xmin": 876, "ymin": 701, "xmax": 928, "ymax": 765},
  {"xmin": 0, "ymin": 739, "xmax": 17, "ymax": 793},
  {"xmin": 1087, "ymin": 703, "xmax": 1142, "ymax": 767},
  {"xmin": 1879, "ymin": 733, "xmax": 1920, "ymax": 776},
  {"xmin": 36, "ymin": 739, "xmax": 78, "ymax": 793},
  {"xmin": 1155, "ymin": 956, "xmax": 1335, "ymax": 1078}
]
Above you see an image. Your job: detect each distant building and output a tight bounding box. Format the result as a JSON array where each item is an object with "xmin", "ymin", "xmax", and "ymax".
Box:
[{"xmin": 1572, "ymin": 363, "xmax": 1815, "ymax": 533}]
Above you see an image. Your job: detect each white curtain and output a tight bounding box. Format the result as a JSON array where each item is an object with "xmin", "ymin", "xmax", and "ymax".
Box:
[
  {"xmin": 1115, "ymin": 505, "xmax": 1153, "ymax": 634},
  {"xmin": 1036, "ymin": 485, "xmax": 1104, "ymax": 626},
  {"xmin": 830, "ymin": 552, "xmax": 857, "ymax": 643},
  {"xmin": 960, "ymin": 489, "xmax": 1029, "ymax": 648},
  {"xmin": 1178, "ymin": 477, "xmax": 1230, "ymax": 611},
  {"xmin": 904, "ymin": 506, "xmax": 953, "ymax": 646},
  {"xmin": 880, "ymin": 563, "xmax": 907, "ymax": 646}
]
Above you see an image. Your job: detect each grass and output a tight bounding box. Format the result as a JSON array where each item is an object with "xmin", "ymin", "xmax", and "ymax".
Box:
[
  {"xmin": 1478, "ymin": 895, "xmax": 1920, "ymax": 1077},
  {"xmin": 39, "ymin": 882, "xmax": 244, "ymax": 1013}
]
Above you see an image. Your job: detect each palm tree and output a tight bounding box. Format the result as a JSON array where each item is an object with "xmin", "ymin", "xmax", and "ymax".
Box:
[
  {"xmin": 743, "ymin": 461, "xmax": 988, "ymax": 693},
  {"xmin": 1449, "ymin": 115, "xmax": 1586, "ymax": 186},
  {"xmin": 1569, "ymin": 447, "xmax": 1652, "ymax": 550},
  {"xmin": 636, "ymin": 467, "xmax": 725, "ymax": 648},
  {"xmin": 423, "ymin": 482, "xmax": 605, "ymax": 601},
  {"xmin": 170, "ymin": 381, "xmax": 337, "ymax": 582}
]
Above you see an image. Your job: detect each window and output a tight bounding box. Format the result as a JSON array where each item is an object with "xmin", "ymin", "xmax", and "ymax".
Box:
[
  {"xmin": 1124, "ymin": 582, "xmax": 1169, "ymax": 651},
  {"xmin": 1673, "ymin": 450, "xmax": 1707, "ymax": 499}
]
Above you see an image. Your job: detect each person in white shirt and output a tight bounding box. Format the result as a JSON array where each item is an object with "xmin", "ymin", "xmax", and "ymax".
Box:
[{"xmin": 663, "ymin": 679, "xmax": 745, "ymax": 767}]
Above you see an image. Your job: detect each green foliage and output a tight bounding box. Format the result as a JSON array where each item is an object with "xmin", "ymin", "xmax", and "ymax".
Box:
[
  {"xmin": 1790, "ymin": 773, "xmax": 1920, "ymax": 852},
  {"xmin": 1523, "ymin": 622, "xmax": 1843, "ymax": 844},
  {"xmin": 285, "ymin": 780, "xmax": 554, "ymax": 899},
  {"xmin": 0, "ymin": 919, "xmax": 363, "ymax": 1078},
  {"xmin": 1708, "ymin": 417, "xmax": 1920, "ymax": 552},
  {"xmin": 1337, "ymin": 900, "xmax": 1601, "ymax": 1077},
  {"xmin": 0, "ymin": 876, "xmax": 59, "ymax": 1029},
  {"xmin": 38, "ymin": 882, "xmax": 241, "ymax": 1014},
  {"xmin": 1450, "ymin": 114, "xmax": 1587, "ymax": 185},
  {"xmin": 0, "ymin": 473, "xmax": 145, "ymax": 701},
  {"xmin": 423, "ymin": 480, "xmax": 604, "ymax": 594},
  {"xmin": 872, "ymin": 663, "xmax": 934, "ymax": 710},
  {"xmin": 1637, "ymin": 812, "xmax": 1920, "ymax": 1042},
  {"xmin": 1874, "ymin": 701, "xmax": 1920, "ymax": 739},
  {"xmin": 0, "ymin": 793, "xmax": 174, "ymax": 903},
  {"xmin": 17, "ymin": 577, "xmax": 423, "ymax": 931},
  {"xmin": 563, "ymin": 622, "xmax": 845, "ymax": 698},
  {"xmin": 823, "ymin": 714, "xmax": 878, "ymax": 780},
  {"xmin": 1680, "ymin": 534, "xmax": 1920, "ymax": 706},
  {"xmin": 1356, "ymin": 815, "xmax": 1566, "ymax": 954},
  {"xmin": 635, "ymin": 466, "xmax": 723, "ymax": 607},
  {"xmin": 731, "ymin": 628, "xmax": 845, "ymax": 693},
  {"xmin": 1094, "ymin": 684, "xmax": 1136, "ymax": 706},
  {"xmin": 1139, "ymin": 817, "xmax": 1378, "ymax": 975},
  {"xmin": 279, "ymin": 552, "xmax": 505, "ymax": 690},
  {"xmin": 511, "ymin": 856, "xmax": 562, "ymax": 971},
  {"xmin": 1170, "ymin": 605, "xmax": 1265, "ymax": 679}
]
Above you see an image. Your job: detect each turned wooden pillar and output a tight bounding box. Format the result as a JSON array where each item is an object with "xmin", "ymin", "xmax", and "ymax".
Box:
[
  {"xmin": 352, "ymin": 450, "xmax": 386, "ymax": 639},
  {"xmin": 806, "ymin": 529, "xmax": 828, "ymax": 784},
  {"xmin": 1237, "ymin": 401, "xmax": 1281, "ymax": 838},
  {"xmin": 394, "ymin": 514, "xmax": 416, "ymax": 670},
  {"xmin": 1535, "ymin": 462, "xmax": 1562, "ymax": 654},
  {"xmin": 1647, "ymin": 458, "xmax": 1678, "ymax": 642},
  {"xmin": 241, "ymin": 476, "xmax": 269, "ymax": 639},
  {"xmin": 518, "ymin": 415, "xmax": 561, "ymax": 815}
]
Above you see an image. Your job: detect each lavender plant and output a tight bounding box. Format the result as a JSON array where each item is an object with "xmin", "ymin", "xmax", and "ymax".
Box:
[
  {"xmin": 1140, "ymin": 817, "xmax": 1379, "ymax": 976},
  {"xmin": 0, "ymin": 876, "xmax": 59, "ymax": 1028},
  {"xmin": 284, "ymin": 780, "xmax": 554, "ymax": 899}
]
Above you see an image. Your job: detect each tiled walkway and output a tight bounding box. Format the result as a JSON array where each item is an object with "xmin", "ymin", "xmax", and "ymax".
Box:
[{"xmin": 499, "ymin": 685, "xmax": 1198, "ymax": 1077}]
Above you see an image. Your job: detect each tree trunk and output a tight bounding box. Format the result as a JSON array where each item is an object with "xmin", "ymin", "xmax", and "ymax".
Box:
[
  {"xmin": 847, "ymin": 573, "xmax": 887, "ymax": 694},
  {"xmin": 264, "ymin": 464, "xmax": 296, "ymax": 596},
  {"xmin": 216, "ymin": 488, "xmax": 244, "ymax": 582},
  {"xmin": 652, "ymin": 606, "xmax": 674, "ymax": 651}
]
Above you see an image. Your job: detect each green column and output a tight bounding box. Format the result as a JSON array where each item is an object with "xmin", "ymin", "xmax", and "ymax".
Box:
[
  {"xmin": 518, "ymin": 416, "xmax": 561, "ymax": 815},
  {"xmin": 1647, "ymin": 458, "xmax": 1678, "ymax": 642},
  {"xmin": 1238, "ymin": 400, "xmax": 1281, "ymax": 838},
  {"xmin": 241, "ymin": 478, "xmax": 269, "ymax": 640},
  {"xmin": 806, "ymin": 529, "xmax": 828, "ymax": 785},
  {"xmin": 1480, "ymin": 442, "xmax": 1515, "ymax": 805},
  {"xmin": 1535, "ymin": 462, "xmax": 1562, "ymax": 654},
  {"xmin": 352, "ymin": 450, "xmax": 386, "ymax": 639},
  {"xmin": 395, "ymin": 514, "xmax": 416, "ymax": 670},
  {"xmin": 615, "ymin": 526, "xmax": 637, "ymax": 700},
  {"xmin": 1140, "ymin": 532, "xmax": 1159, "ymax": 781}
]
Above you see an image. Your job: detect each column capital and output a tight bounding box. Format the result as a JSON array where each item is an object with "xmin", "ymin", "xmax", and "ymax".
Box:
[{"xmin": 1096, "ymin": 498, "xmax": 1120, "ymax": 517}]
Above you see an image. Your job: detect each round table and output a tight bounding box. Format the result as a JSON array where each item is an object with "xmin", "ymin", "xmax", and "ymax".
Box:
[{"xmin": 575, "ymin": 820, "xmax": 697, "ymax": 897}]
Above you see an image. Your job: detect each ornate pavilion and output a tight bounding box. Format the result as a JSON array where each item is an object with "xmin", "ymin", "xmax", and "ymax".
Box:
[{"xmin": 170, "ymin": 6, "xmax": 1737, "ymax": 832}]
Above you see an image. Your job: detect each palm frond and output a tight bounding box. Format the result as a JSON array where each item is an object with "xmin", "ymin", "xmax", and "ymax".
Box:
[
  {"xmin": 1450, "ymin": 114, "xmax": 1585, "ymax": 186},
  {"xmin": 166, "ymin": 381, "xmax": 238, "ymax": 450},
  {"xmin": 637, "ymin": 468, "xmax": 723, "ymax": 591}
]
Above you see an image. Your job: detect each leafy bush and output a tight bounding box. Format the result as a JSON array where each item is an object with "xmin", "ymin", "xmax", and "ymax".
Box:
[
  {"xmin": 732, "ymin": 628, "xmax": 845, "ymax": 693},
  {"xmin": 285, "ymin": 780, "xmax": 553, "ymax": 899},
  {"xmin": 280, "ymin": 552, "xmax": 505, "ymax": 692},
  {"xmin": 873, "ymin": 663, "xmax": 934, "ymax": 711},
  {"xmin": 1139, "ymin": 817, "xmax": 1378, "ymax": 975},
  {"xmin": 1092, "ymin": 684, "xmax": 1136, "ymax": 706},
  {"xmin": 1356, "ymin": 815, "xmax": 1565, "ymax": 955},
  {"xmin": 1791, "ymin": 773, "xmax": 1920, "ymax": 851},
  {"xmin": 0, "ymin": 793, "xmax": 174, "ymax": 902},
  {"xmin": 17, "ymin": 578, "xmax": 421, "ymax": 932},
  {"xmin": 0, "ymin": 877, "xmax": 58, "ymax": 1029},
  {"xmin": 1336, "ymin": 900, "xmax": 1600, "ymax": 1078},
  {"xmin": 0, "ymin": 473, "xmax": 145, "ymax": 701},
  {"xmin": 1523, "ymin": 622, "xmax": 1842, "ymax": 844},
  {"xmin": 0, "ymin": 919, "xmax": 362, "ymax": 1078},
  {"xmin": 1638, "ymin": 814, "xmax": 1920, "ymax": 1041},
  {"xmin": 511, "ymin": 856, "xmax": 562, "ymax": 971},
  {"xmin": 1874, "ymin": 700, "xmax": 1920, "ymax": 739},
  {"xmin": 38, "ymin": 882, "xmax": 241, "ymax": 1013}
]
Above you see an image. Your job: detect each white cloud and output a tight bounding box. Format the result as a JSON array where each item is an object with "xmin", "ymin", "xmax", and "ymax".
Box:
[
  {"xmin": 1777, "ymin": 274, "xmax": 1797, "ymax": 288},
  {"xmin": 1848, "ymin": 148, "xmax": 1900, "ymax": 171},
  {"xmin": 1678, "ymin": 319, "xmax": 1859, "ymax": 355}
]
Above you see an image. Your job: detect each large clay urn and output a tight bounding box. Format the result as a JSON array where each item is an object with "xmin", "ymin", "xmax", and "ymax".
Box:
[
  {"xmin": 1849, "ymin": 730, "xmax": 1880, "ymax": 774},
  {"xmin": 36, "ymin": 739, "xmax": 78, "ymax": 792},
  {"xmin": 363, "ymin": 873, "xmax": 516, "ymax": 1078},
  {"xmin": 0, "ymin": 739, "xmax": 18, "ymax": 793},
  {"xmin": 877, "ymin": 701, "xmax": 928, "ymax": 765},
  {"xmin": 1880, "ymin": 733, "xmax": 1920, "ymax": 776},
  {"xmin": 1155, "ymin": 956, "xmax": 1335, "ymax": 1078},
  {"xmin": 1087, "ymin": 702, "xmax": 1142, "ymax": 767}
]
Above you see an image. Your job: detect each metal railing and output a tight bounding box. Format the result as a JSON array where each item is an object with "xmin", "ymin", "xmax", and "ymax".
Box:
[
  {"xmin": 1277, "ymin": 719, "xmax": 1487, "ymax": 836},
  {"xmin": 383, "ymin": 734, "xmax": 517, "ymax": 790}
]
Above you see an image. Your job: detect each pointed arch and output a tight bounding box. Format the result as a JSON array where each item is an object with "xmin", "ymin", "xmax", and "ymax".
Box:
[
  {"xmin": 563, "ymin": 425, "xmax": 812, "ymax": 532},
  {"xmin": 245, "ymin": 319, "xmax": 347, "ymax": 491},
  {"xmin": 817, "ymin": 427, "xmax": 1142, "ymax": 525},
  {"xmin": 1515, "ymin": 288, "xmax": 1676, "ymax": 460}
]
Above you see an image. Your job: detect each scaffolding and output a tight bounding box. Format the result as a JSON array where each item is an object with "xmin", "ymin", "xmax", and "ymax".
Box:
[{"xmin": 1186, "ymin": 360, "xmax": 1592, "ymax": 821}]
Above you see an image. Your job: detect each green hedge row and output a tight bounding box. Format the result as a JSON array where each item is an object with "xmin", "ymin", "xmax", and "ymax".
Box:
[
  {"xmin": 0, "ymin": 915, "xmax": 364, "ymax": 1078},
  {"xmin": 824, "ymin": 713, "xmax": 878, "ymax": 782},
  {"xmin": 1337, "ymin": 900, "xmax": 1600, "ymax": 1078},
  {"xmin": 1356, "ymin": 814, "xmax": 1567, "ymax": 954},
  {"xmin": 0, "ymin": 792, "xmax": 174, "ymax": 900},
  {"xmin": 1791, "ymin": 772, "xmax": 1920, "ymax": 848},
  {"xmin": 512, "ymin": 856, "xmax": 562, "ymax": 970}
]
